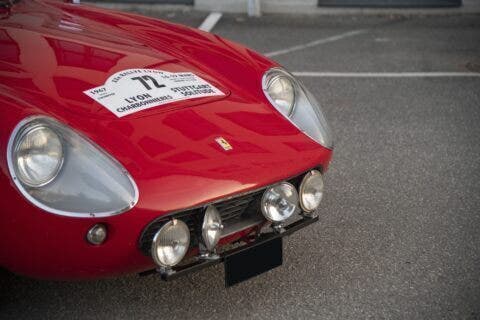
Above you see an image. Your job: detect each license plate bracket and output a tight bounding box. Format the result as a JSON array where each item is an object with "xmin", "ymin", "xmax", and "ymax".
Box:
[{"xmin": 224, "ymin": 237, "xmax": 283, "ymax": 287}]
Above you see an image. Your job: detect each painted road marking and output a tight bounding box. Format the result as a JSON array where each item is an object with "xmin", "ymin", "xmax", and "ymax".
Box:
[
  {"xmin": 264, "ymin": 30, "xmax": 366, "ymax": 58},
  {"xmin": 292, "ymin": 72, "xmax": 480, "ymax": 77},
  {"xmin": 198, "ymin": 12, "xmax": 223, "ymax": 32}
]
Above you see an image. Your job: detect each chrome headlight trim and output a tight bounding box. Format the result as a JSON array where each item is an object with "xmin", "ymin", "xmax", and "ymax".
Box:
[{"xmin": 7, "ymin": 116, "xmax": 139, "ymax": 218}]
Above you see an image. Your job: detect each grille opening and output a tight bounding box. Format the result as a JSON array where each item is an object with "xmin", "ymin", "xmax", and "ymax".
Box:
[{"xmin": 138, "ymin": 169, "xmax": 316, "ymax": 256}]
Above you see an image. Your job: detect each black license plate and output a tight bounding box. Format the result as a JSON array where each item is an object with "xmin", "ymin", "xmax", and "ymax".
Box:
[{"xmin": 224, "ymin": 237, "xmax": 283, "ymax": 287}]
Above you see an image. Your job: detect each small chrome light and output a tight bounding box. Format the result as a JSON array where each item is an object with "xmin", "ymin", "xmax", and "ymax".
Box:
[
  {"xmin": 86, "ymin": 224, "xmax": 107, "ymax": 245},
  {"xmin": 261, "ymin": 182, "xmax": 299, "ymax": 223},
  {"xmin": 299, "ymin": 170, "xmax": 324, "ymax": 213},
  {"xmin": 201, "ymin": 205, "xmax": 223, "ymax": 257},
  {"xmin": 151, "ymin": 219, "xmax": 190, "ymax": 268}
]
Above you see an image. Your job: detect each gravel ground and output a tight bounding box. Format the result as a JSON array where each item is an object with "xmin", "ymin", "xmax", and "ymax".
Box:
[{"xmin": 1, "ymin": 10, "xmax": 480, "ymax": 320}]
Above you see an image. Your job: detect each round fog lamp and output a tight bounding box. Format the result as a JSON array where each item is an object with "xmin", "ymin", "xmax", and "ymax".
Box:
[
  {"xmin": 86, "ymin": 224, "xmax": 107, "ymax": 245},
  {"xmin": 261, "ymin": 182, "xmax": 299, "ymax": 222},
  {"xmin": 202, "ymin": 205, "xmax": 223, "ymax": 251},
  {"xmin": 151, "ymin": 219, "xmax": 190, "ymax": 267},
  {"xmin": 299, "ymin": 170, "xmax": 324, "ymax": 213},
  {"xmin": 13, "ymin": 125, "xmax": 63, "ymax": 187}
]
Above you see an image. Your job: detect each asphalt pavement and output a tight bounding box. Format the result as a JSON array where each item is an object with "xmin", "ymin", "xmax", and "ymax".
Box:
[{"xmin": 1, "ymin": 11, "xmax": 480, "ymax": 320}]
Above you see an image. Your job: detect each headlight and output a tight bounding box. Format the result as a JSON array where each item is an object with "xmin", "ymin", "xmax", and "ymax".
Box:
[
  {"xmin": 151, "ymin": 219, "xmax": 190, "ymax": 267},
  {"xmin": 265, "ymin": 73, "xmax": 295, "ymax": 116},
  {"xmin": 13, "ymin": 125, "xmax": 63, "ymax": 187},
  {"xmin": 261, "ymin": 182, "xmax": 299, "ymax": 222},
  {"xmin": 299, "ymin": 170, "xmax": 324, "ymax": 213},
  {"xmin": 202, "ymin": 205, "xmax": 223, "ymax": 252},
  {"xmin": 7, "ymin": 116, "xmax": 138, "ymax": 217},
  {"xmin": 262, "ymin": 68, "xmax": 333, "ymax": 149}
]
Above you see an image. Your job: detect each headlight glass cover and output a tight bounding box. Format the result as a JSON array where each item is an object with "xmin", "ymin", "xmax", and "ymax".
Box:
[
  {"xmin": 299, "ymin": 170, "xmax": 324, "ymax": 212},
  {"xmin": 262, "ymin": 68, "xmax": 333, "ymax": 149},
  {"xmin": 151, "ymin": 219, "xmax": 190, "ymax": 267},
  {"xmin": 261, "ymin": 182, "xmax": 299, "ymax": 222},
  {"xmin": 14, "ymin": 125, "xmax": 63, "ymax": 187},
  {"xmin": 7, "ymin": 116, "xmax": 138, "ymax": 217},
  {"xmin": 265, "ymin": 74, "xmax": 295, "ymax": 116},
  {"xmin": 202, "ymin": 205, "xmax": 223, "ymax": 251}
]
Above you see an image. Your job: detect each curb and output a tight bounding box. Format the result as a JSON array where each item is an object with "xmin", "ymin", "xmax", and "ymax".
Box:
[
  {"xmin": 195, "ymin": 0, "xmax": 480, "ymax": 15},
  {"xmin": 86, "ymin": 0, "xmax": 480, "ymax": 16},
  {"xmin": 83, "ymin": 2, "xmax": 193, "ymax": 12}
]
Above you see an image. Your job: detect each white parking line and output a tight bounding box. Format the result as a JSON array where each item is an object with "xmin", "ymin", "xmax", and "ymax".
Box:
[
  {"xmin": 198, "ymin": 12, "xmax": 223, "ymax": 32},
  {"xmin": 264, "ymin": 30, "xmax": 366, "ymax": 58},
  {"xmin": 292, "ymin": 72, "xmax": 480, "ymax": 77}
]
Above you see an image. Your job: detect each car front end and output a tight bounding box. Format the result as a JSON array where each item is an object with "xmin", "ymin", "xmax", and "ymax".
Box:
[{"xmin": 0, "ymin": 0, "xmax": 333, "ymax": 285}]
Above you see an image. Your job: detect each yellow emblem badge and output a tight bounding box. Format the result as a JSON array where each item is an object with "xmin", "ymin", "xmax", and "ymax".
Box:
[{"xmin": 215, "ymin": 137, "xmax": 233, "ymax": 151}]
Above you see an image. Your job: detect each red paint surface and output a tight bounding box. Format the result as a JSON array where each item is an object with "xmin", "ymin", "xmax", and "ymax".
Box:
[{"xmin": 0, "ymin": 0, "xmax": 332, "ymax": 279}]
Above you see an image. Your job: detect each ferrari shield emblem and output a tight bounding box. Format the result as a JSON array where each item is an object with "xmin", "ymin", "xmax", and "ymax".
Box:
[{"xmin": 215, "ymin": 137, "xmax": 233, "ymax": 151}]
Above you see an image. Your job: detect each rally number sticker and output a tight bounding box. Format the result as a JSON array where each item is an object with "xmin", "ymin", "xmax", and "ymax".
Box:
[{"xmin": 83, "ymin": 69, "xmax": 225, "ymax": 117}]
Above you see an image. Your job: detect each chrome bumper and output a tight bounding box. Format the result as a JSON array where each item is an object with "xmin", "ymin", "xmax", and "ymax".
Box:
[{"xmin": 139, "ymin": 215, "xmax": 318, "ymax": 281}]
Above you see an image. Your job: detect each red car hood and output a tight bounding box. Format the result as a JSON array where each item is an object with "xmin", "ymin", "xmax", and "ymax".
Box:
[{"xmin": 0, "ymin": 0, "xmax": 331, "ymax": 214}]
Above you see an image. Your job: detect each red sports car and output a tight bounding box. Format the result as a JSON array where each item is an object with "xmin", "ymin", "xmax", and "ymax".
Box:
[{"xmin": 0, "ymin": 0, "xmax": 333, "ymax": 285}]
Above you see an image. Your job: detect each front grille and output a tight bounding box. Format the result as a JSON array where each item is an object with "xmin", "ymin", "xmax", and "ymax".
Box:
[
  {"xmin": 138, "ymin": 191, "xmax": 263, "ymax": 256},
  {"xmin": 138, "ymin": 170, "xmax": 311, "ymax": 256},
  {"xmin": 217, "ymin": 197, "xmax": 252, "ymax": 221},
  {"xmin": 216, "ymin": 191, "xmax": 263, "ymax": 222}
]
